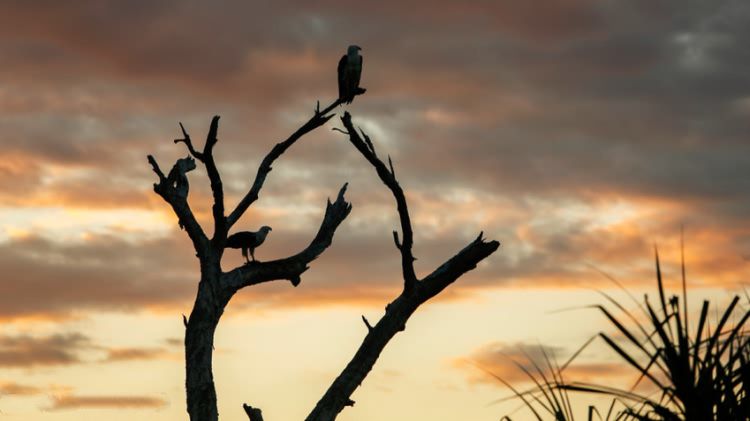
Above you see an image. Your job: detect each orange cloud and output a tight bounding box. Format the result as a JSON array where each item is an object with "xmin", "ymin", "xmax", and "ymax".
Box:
[
  {"xmin": 454, "ymin": 341, "xmax": 631, "ymax": 386},
  {"xmin": 102, "ymin": 347, "xmax": 169, "ymax": 363},
  {"xmin": 0, "ymin": 381, "xmax": 43, "ymax": 396},
  {"xmin": 47, "ymin": 394, "xmax": 168, "ymax": 411}
]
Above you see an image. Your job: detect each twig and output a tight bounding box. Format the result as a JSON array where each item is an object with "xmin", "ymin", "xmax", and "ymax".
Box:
[{"xmin": 361, "ymin": 315, "xmax": 373, "ymax": 332}]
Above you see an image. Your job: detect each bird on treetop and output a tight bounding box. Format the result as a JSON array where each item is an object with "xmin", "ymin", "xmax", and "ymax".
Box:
[
  {"xmin": 226, "ymin": 226, "xmax": 272, "ymax": 263},
  {"xmin": 338, "ymin": 45, "xmax": 365, "ymax": 104}
]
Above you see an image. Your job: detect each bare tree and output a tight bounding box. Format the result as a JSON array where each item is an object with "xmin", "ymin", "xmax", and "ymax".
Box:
[
  {"xmin": 149, "ymin": 95, "xmax": 499, "ymax": 421},
  {"xmin": 148, "ymin": 98, "xmax": 354, "ymax": 421}
]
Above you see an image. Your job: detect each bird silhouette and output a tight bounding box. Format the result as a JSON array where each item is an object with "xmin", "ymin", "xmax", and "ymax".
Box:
[
  {"xmin": 338, "ymin": 45, "xmax": 364, "ymax": 104},
  {"xmin": 226, "ymin": 226, "xmax": 272, "ymax": 263}
]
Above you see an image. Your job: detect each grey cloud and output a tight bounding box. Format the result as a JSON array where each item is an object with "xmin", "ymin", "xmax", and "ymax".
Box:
[
  {"xmin": 0, "ymin": 0, "xmax": 747, "ymax": 321},
  {"xmin": 0, "ymin": 333, "xmax": 91, "ymax": 368},
  {"xmin": 0, "ymin": 234, "xmax": 197, "ymax": 319}
]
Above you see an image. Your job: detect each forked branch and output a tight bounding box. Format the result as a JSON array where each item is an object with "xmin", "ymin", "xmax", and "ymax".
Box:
[
  {"xmin": 147, "ymin": 154, "xmax": 208, "ymax": 256},
  {"xmin": 173, "ymin": 117, "xmax": 227, "ymax": 241},
  {"xmin": 340, "ymin": 111, "xmax": 418, "ymax": 290},
  {"xmin": 304, "ymin": 113, "xmax": 500, "ymax": 421},
  {"xmin": 221, "ymin": 183, "xmax": 352, "ymax": 292}
]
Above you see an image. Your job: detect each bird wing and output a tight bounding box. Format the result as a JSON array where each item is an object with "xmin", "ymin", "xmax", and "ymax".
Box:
[
  {"xmin": 227, "ymin": 231, "xmax": 255, "ymax": 248},
  {"xmin": 337, "ymin": 54, "xmax": 347, "ymax": 100},
  {"xmin": 226, "ymin": 232, "xmax": 243, "ymax": 248},
  {"xmin": 354, "ymin": 55, "xmax": 362, "ymax": 86},
  {"xmin": 251, "ymin": 231, "xmax": 263, "ymax": 247}
]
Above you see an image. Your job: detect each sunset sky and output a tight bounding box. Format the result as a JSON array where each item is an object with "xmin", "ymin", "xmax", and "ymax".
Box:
[{"xmin": 1, "ymin": 1, "xmax": 749, "ymax": 420}]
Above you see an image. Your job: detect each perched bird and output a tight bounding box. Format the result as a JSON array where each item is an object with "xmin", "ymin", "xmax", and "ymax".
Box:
[
  {"xmin": 226, "ymin": 226, "xmax": 272, "ymax": 263},
  {"xmin": 338, "ymin": 45, "xmax": 364, "ymax": 104}
]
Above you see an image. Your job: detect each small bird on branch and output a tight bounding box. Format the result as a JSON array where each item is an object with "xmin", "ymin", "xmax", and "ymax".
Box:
[
  {"xmin": 226, "ymin": 226, "xmax": 272, "ymax": 263},
  {"xmin": 338, "ymin": 45, "xmax": 365, "ymax": 104}
]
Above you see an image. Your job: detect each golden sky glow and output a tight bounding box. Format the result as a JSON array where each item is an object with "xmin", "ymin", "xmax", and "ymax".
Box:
[{"xmin": 1, "ymin": 1, "xmax": 749, "ymax": 420}]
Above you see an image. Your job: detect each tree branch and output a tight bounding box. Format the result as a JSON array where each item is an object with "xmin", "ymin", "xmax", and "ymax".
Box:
[
  {"xmin": 340, "ymin": 112, "xmax": 417, "ymax": 290},
  {"xmin": 226, "ymin": 103, "xmax": 336, "ymax": 228},
  {"xmin": 221, "ymin": 183, "xmax": 352, "ymax": 292},
  {"xmin": 242, "ymin": 403, "xmax": 264, "ymax": 421},
  {"xmin": 202, "ymin": 116, "xmax": 226, "ymax": 242},
  {"xmin": 361, "ymin": 315, "xmax": 373, "ymax": 332},
  {"xmin": 226, "ymin": 95, "xmax": 363, "ymax": 229},
  {"xmin": 174, "ymin": 122, "xmax": 205, "ymax": 161},
  {"xmin": 147, "ymin": 154, "xmax": 209, "ymax": 256},
  {"xmin": 305, "ymin": 234, "xmax": 498, "ymax": 421},
  {"xmin": 305, "ymin": 114, "xmax": 500, "ymax": 421},
  {"xmin": 416, "ymin": 232, "xmax": 500, "ymax": 302},
  {"xmin": 174, "ymin": 118, "xmax": 227, "ymax": 243}
]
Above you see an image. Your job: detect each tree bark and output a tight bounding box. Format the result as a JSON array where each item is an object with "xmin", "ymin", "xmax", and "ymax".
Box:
[{"xmin": 185, "ymin": 275, "xmax": 224, "ymax": 421}]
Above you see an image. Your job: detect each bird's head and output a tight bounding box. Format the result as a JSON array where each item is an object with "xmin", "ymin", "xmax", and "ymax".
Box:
[
  {"xmin": 347, "ymin": 45, "xmax": 362, "ymax": 55},
  {"xmin": 259, "ymin": 226, "xmax": 272, "ymax": 234}
]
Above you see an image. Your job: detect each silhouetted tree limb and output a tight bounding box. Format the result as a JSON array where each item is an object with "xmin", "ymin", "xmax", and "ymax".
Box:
[
  {"xmin": 243, "ymin": 404, "xmax": 264, "ymax": 421},
  {"xmin": 148, "ymin": 97, "xmax": 355, "ymax": 421},
  {"xmin": 303, "ymin": 112, "xmax": 500, "ymax": 421},
  {"xmin": 147, "ymin": 154, "xmax": 209, "ymax": 256},
  {"xmin": 341, "ymin": 113, "xmax": 418, "ymax": 289},
  {"xmin": 221, "ymin": 183, "xmax": 352, "ymax": 292},
  {"xmin": 173, "ymin": 116, "xmax": 227, "ymax": 242},
  {"xmin": 227, "ymin": 98, "xmax": 352, "ymax": 228}
]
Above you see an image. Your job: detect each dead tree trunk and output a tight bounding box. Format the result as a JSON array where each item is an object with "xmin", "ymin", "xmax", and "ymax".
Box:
[{"xmin": 148, "ymin": 99, "xmax": 353, "ymax": 421}]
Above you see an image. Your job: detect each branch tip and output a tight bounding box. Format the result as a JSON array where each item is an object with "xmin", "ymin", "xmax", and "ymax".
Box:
[
  {"xmin": 206, "ymin": 116, "xmax": 220, "ymax": 148},
  {"xmin": 337, "ymin": 182, "xmax": 349, "ymax": 201},
  {"xmin": 361, "ymin": 315, "xmax": 373, "ymax": 332},
  {"xmin": 243, "ymin": 403, "xmax": 264, "ymax": 421},
  {"xmin": 147, "ymin": 155, "xmax": 165, "ymax": 180}
]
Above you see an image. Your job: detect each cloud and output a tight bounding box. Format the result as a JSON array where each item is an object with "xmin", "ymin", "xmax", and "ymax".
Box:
[
  {"xmin": 0, "ymin": 333, "xmax": 90, "ymax": 368},
  {"xmin": 0, "ymin": 331, "xmax": 174, "ymax": 370},
  {"xmin": 1, "ymin": 0, "xmax": 747, "ymax": 213},
  {"xmin": 102, "ymin": 347, "xmax": 169, "ymax": 363},
  {"xmin": 47, "ymin": 394, "xmax": 168, "ymax": 411},
  {"xmin": 0, "ymin": 381, "xmax": 44, "ymax": 396},
  {"xmin": 1, "ymin": 181, "xmax": 746, "ymax": 322},
  {"xmin": 0, "ymin": 234, "xmax": 196, "ymax": 320},
  {"xmin": 0, "ymin": 0, "xmax": 746, "ymax": 324},
  {"xmin": 454, "ymin": 341, "xmax": 631, "ymax": 386},
  {"xmin": 164, "ymin": 337, "xmax": 182, "ymax": 348}
]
